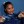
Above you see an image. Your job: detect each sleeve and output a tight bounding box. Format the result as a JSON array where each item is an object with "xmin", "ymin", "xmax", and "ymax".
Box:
[{"xmin": 21, "ymin": 18, "xmax": 24, "ymax": 24}]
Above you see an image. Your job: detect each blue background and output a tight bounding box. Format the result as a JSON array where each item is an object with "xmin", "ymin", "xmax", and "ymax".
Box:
[{"xmin": 0, "ymin": 0, "xmax": 24, "ymax": 15}]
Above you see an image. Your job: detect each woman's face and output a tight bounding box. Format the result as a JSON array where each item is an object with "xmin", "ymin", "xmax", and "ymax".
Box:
[{"xmin": 5, "ymin": 4, "xmax": 14, "ymax": 14}]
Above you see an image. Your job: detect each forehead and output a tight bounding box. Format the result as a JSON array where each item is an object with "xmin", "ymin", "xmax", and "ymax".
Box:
[{"xmin": 7, "ymin": 4, "xmax": 13, "ymax": 8}]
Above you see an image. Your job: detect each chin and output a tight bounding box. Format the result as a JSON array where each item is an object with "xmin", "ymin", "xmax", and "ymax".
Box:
[{"xmin": 9, "ymin": 13, "xmax": 13, "ymax": 15}]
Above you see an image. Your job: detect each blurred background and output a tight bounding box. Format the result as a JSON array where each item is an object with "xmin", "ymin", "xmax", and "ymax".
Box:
[{"xmin": 0, "ymin": 0, "xmax": 24, "ymax": 15}]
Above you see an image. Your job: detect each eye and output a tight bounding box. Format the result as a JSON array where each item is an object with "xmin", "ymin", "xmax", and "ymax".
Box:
[
  {"xmin": 12, "ymin": 7, "xmax": 13, "ymax": 9},
  {"xmin": 7, "ymin": 8, "xmax": 10, "ymax": 9}
]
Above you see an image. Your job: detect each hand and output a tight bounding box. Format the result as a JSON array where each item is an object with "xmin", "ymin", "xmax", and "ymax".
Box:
[
  {"xmin": 18, "ymin": 12, "xmax": 24, "ymax": 18},
  {"xmin": 0, "ymin": 16, "xmax": 5, "ymax": 22}
]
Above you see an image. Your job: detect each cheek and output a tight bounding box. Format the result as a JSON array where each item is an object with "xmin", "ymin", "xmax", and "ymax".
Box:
[
  {"xmin": 11, "ymin": 8, "xmax": 14, "ymax": 11},
  {"xmin": 12, "ymin": 9, "xmax": 14, "ymax": 12}
]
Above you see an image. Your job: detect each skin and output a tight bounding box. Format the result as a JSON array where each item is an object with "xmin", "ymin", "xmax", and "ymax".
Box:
[
  {"xmin": 18, "ymin": 12, "xmax": 24, "ymax": 18},
  {"xmin": 0, "ymin": 16, "xmax": 5, "ymax": 22},
  {"xmin": 5, "ymin": 4, "xmax": 14, "ymax": 15}
]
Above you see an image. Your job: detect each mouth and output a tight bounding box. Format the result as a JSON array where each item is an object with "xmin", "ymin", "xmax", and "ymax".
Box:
[{"xmin": 9, "ymin": 12, "xmax": 13, "ymax": 14}]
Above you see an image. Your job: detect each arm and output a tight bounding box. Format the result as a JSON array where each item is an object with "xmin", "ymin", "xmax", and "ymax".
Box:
[{"xmin": 18, "ymin": 11, "xmax": 24, "ymax": 24}]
